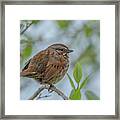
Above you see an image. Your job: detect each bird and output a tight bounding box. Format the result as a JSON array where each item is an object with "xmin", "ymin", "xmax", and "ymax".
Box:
[{"xmin": 20, "ymin": 43, "xmax": 73, "ymax": 85}]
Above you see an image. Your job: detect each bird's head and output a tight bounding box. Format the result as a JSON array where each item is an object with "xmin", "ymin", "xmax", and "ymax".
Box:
[{"xmin": 48, "ymin": 44, "xmax": 73, "ymax": 57}]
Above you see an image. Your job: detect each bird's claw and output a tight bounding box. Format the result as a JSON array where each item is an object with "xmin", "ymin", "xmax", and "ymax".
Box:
[{"xmin": 48, "ymin": 84, "xmax": 54, "ymax": 93}]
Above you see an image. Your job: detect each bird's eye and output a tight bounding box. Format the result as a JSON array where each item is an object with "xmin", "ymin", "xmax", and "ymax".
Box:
[{"xmin": 56, "ymin": 48, "xmax": 64, "ymax": 51}]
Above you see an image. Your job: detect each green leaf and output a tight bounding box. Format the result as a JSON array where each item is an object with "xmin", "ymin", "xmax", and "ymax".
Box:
[
  {"xmin": 57, "ymin": 20, "xmax": 71, "ymax": 30},
  {"xmin": 83, "ymin": 25, "xmax": 93, "ymax": 37},
  {"xmin": 85, "ymin": 90, "xmax": 99, "ymax": 100},
  {"xmin": 80, "ymin": 74, "xmax": 90, "ymax": 89},
  {"xmin": 73, "ymin": 62, "xmax": 82, "ymax": 85},
  {"xmin": 67, "ymin": 73, "xmax": 75, "ymax": 90},
  {"xmin": 22, "ymin": 42, "xmax": 32, "ymax": 59},
  {"xmin": 69, "ymin": 88, "xmax": 81, "ymax": 100}
]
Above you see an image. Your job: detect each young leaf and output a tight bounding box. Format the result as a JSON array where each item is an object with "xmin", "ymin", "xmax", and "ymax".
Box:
[
  {"xmin": 85, "ymin": 90, "xmax": 99, "ymax": 100},
  {"xmin": 69, "ymin": 89, "xmax": 74, "ymax": 99},
  {"xmin": 69, "ymin": 88, "xmax": 81, "ymax": 100},
  {"xmin": 80, "ymin": 74, "xmax": 90, "ymax": 89},
  {"xmin": 73, "ymin": 63, "xmax": 82, "ymax": 85},
  {"xmin": 67, "ymin": 73, "xmax": 75, "ymax": 90}
]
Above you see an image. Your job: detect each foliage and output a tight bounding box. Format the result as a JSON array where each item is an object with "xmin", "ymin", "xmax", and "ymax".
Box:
[
  {"xmin": 67, "ymin": 62, "xmax": 99, "ymax": 100},
  {"xmin": 67, "ymin": 73, "xmax": 75, "ymax": 90},
  {"xmin": 31, "ymin": 20, "xmax": 40, "ymax": 25},
  {"xmin": 56, "ymin": 20, "xmax": 71, "ymax": 30},
  {"xmin": 20, "ymin": 20, "xmax": 40, "ymax": 64},
  {"xmin": 69, "ymin": 89, "xmax": 81, "ymax": 100},
  {"xmin": 85, "ymin": 90, "xmax": 99, "ymax": 100},
  {"xmin": 78, "ymin": 45, "xmax": 96, "ymax": 65},
  {"xmin": 80, "ymin": 74, "xmax": 90, "ymax": 89},
  {"xmin": 21, "ymin": 41, "xmax": 32, "ymax": 59},
  {"xmin": 83, "ymin": 24, "xmax": 93, "ymax": 37},
  {"xmin": 73, "ymin": 63, "xmax": 82, "ymax": 84}
]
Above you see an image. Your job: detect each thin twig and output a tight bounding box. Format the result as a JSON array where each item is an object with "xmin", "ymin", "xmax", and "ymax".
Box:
[
  {"xmin": 29, "ymin": 86, "xmax": 45, "ymax": 100},
  {"xmin": 37, "ymin": 94, "xmax": 52, "ymax": 100},
  {"xmin": 28, "ymin": 85, "xmax": 68, "ymax": 100},
  {"xmin": 20, "ymin": 22, "xmax": 33, "ymax": 35}
]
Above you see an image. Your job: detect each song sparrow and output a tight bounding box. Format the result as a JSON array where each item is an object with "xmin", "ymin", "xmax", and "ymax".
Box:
[{"xmin": 20, "ymin": 44, "xmax": 73, "ymax": 85}]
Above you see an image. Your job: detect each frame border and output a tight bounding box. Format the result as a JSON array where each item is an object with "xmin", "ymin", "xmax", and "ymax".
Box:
[{"xmin": 1, "ymin": 0, "xmax": 119, "ymax": 119}]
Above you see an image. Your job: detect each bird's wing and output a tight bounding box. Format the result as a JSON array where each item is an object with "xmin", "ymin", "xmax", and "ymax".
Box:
[{"xmin": 21, "ymin": 50, "xmax": 49, "ymax": 77}]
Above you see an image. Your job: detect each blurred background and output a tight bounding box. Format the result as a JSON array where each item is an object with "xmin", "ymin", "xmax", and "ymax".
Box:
[{"xmin": 20, "ymin": 20, "xmax": 100, "ymax": 100}]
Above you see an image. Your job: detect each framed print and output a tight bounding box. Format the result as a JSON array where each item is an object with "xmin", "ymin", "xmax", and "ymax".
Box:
[{"xmin": 0, "ymin": 0, "xmax": 119, "ymax": 119}]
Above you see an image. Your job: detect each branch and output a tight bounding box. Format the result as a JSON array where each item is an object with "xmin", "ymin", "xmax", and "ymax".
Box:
[
  {"xmin": 28, "ymin": 85, "xmax": 68, "ymax": 100},
  {"xmin": 37, "ymin": 94, "xmax": 52, "ymax": 99},
  {"xmin": 28, "ymin": 86, "xmax": 45, "ymax": 100},
  {"xmin": 20, "ymin": 22, "xmax": 33, "ymax": 35}
]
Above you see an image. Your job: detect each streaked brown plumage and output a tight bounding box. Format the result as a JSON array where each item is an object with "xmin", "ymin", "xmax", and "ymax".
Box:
[{"xmin": 20, "ymin": 44, "xmax": 73, "ymax": 85}]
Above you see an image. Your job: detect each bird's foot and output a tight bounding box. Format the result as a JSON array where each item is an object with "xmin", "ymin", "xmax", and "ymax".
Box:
[{"xmin": 48, "ymin": 84, "xmax": 54, "ymax": 93}]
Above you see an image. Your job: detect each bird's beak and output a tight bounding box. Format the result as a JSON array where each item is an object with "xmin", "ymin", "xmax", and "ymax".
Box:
[{"xmin": 67, "ymin": 49, "xmax": 73, "ymax": 53}]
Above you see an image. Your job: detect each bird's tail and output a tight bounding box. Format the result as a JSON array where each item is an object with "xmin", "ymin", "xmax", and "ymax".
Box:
[
  {"xmin": 20, "ymin": 70, "xmax": 36, "ymax": 77},
  {"xmin": 20, "ymin": 71, "xmax": 27, "ymax": 77}
]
